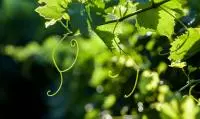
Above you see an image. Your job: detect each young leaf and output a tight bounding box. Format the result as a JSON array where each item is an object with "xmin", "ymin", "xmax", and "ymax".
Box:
[
  {"xmin": 169, "ymin": 28, "xmax": 200, "ymax": 62},
  {"xmin": 35, "ymin": 0, "xmax": 70, "ymax": 27},
  {"xmin": 157, "ymin": 8, "xmax": 175, "ymax": 38}
]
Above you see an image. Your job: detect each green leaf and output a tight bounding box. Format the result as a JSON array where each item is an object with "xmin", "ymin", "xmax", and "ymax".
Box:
[
  {"xmin": 154, "ymin": 0, "xmax": 183, "ymax": 10},
  {"xmin": 169, "ymin": 28, "xmax": 200, "ymax": 61},
  {"xmin": 95, "ymin": 29, "xmax": 120, "ymax": 52},
  {"xmin": 136, "ymin": 3, "xmax": 159, "ymax": 30},
  {"xmin": 188, "ymin": 65, "xmax": 198, "ymax": 74},
  {"xmin": 157, "ymin": 8, "xmax": 175, "ymax": 38},
  {"xmin": 162, "ymin": 0, "xmax": 182, "ymax": 10},
  {"xmin": 95, "ymin": 24, "xmax": 115, "ymax": 51},
  {"xmin": 95, "ymin": 22, "xmax": 133, "ymax": 51},
  {"xmin": 35, "ymin": 0, "xmax": 70, "ymax": 27},
  {"xmin": 136, "ymin": 1, "xmax": 183, "ymax": 38},
  {"xmin": 86, "ymin": 1, "xmax": 106, "ymax": 29},
  {"xmin": 45, "ymin": 19, "xmax": 57, "ymax": 28},
  {"xmin": 68, "ymin": 2, "xmax": 90, "ymax": 36},
  {"xmin": 91, "ymin": 0, "xmax": 105, "ymax": 9}
]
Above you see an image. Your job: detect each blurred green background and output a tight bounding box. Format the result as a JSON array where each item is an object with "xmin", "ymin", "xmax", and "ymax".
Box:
[{"xmin": 1, "ymin": 0, "xmax": 200, "ymax": 119}]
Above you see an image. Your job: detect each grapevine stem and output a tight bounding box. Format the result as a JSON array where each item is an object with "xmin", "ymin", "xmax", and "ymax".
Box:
[
  {"xmin": 189, "ymin": 84, "xmax": 199, "ymax": 103},
  {"xmin": 178, "ymin": 79, "xmax": 200, "ymax": 92},
  {"xmin": 101, "ymin": 0, "xmax": 170, "ymax": 25}
]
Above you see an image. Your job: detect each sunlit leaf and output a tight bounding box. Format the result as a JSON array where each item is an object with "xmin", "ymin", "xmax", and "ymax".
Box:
[
  {"xmin": 35, "ymin": 0, "xmax": 70, "ymax": 27},
  {"xmin": 169, "ymin": 28, "xmax": 200, "ymax": 61}
]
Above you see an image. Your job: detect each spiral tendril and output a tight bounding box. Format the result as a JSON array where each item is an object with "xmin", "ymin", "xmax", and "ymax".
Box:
[
  {"xmin": 47, "ymin": 72, "xmax": 63, "ymax": 96},
  {"xmin": 61, "ymin": 39, "xmax": 79, "ymax": 73},
  {"xmin": 47, "ymin": 33, "xmax": 79, "ymax": 96}
]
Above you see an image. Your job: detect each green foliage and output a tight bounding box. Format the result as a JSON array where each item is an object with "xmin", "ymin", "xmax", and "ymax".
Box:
[
  {"xmin": 35, "ymin": 0, "xmax": 70, "ymax": 27},
  {"xmin": 4, "ymin": 0, "xmax": 198, "ymax": 118},
  {"xmin": 136, "ymin": 0, "xmax": 183, "ymax": 38},
  {"xmin": 95, "ymin": 22, "xmax": 134, "ymax": 51},
  {"xmin": 169, "ymin": 28, "xmax": 200, "ymax": 62}
]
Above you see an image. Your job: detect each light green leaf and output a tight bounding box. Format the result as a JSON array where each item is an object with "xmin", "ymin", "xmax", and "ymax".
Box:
[
  {"xmin": 169, "ymin": 28, "xmax": 200, "ymax": 61},
  {"xmin": 136, "ymin": 1, "xmax": 183, "ymax": 38},
  {"xmin": 45, "ymin": 19, "xmax": 57, "ymax": 28},
  {"xmin": 157, "ymin": 8, "xmax": 175, "ymax": 38},
  {"xmin": 162, "ymin": 0, "xmax": 182, "ymax": 10},
  {"xmin": 35, "ymin": 0, "xmax": 70, "ymax": 27},
  {"xmin": 154, "ymin": 0, "xmax": 183, "ymax": 10}
]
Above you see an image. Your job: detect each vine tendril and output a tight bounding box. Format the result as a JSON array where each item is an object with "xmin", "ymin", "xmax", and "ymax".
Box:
[
  {"xmin": 47, "ymin": 72, "xmax": 63, "ymax": 96},
  {"xmin": 47, "ymin": 32, "xmax": 79, "ymax": 96},
  {"xmin": 124, "ymin": 69, "xmax": 140, "ymax": 98},
  {"xmin": 60, "ymin": 39, "xmax": 79, "ymax": 73},
  {"xmin": 108, "ymin": 2, "xmax": 141, "ymax": 98},
  {"xmin": 52, "ymin": 33, "xmax": 68, "ymax": 72}
]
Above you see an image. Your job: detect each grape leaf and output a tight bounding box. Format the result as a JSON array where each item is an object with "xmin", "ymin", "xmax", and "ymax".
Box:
[
  {"xmin": 157, "ymin": 8, "xmax": 175, "ymax": 38},
  {"xmin": 95, "ymin": 23, "xmax": 134, "ymax": 51},
  {"xmin": 35, "ymin": 0, "xmax": 70, "ymax": 27},
  {"xmin": 95, "ymin": 29, "xmax": 120, "ymax": 52},
  {"xmin": 136, "ymin": 3, "xmax": 159, "ymax": 30},
  {"xmin": 169, "ymin": 28, "xmax": 200, "ymax": 62},
  {"xmin": 86, "ymin": 1, "xmax": 106, "ymax": 29},
  {"xmin": 162, "ymin": 0, "xmax": 182, "ymax": 10},
  {"xmin": 68, "ymin": 2, "xmax": 90, "ymax": 36},
  {"xmin": 136, "ymin": 0, "xmax": 183, "ymax": 38},
  {"xmin": 154, "ymin": 0, "xmax": 182, "ymax": 10}
]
